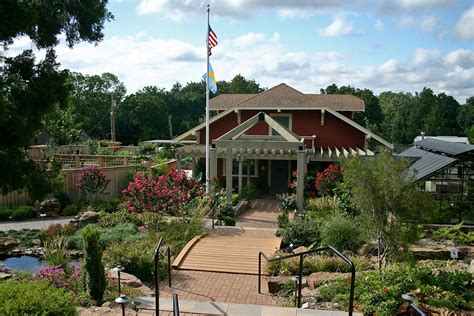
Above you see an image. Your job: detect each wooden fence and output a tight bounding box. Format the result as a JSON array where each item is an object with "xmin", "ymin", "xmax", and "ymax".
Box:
[
  {"xmin": 53, "ymin": 154, "xmax": 145, "ymax": 169},
  {"xmin": 0, "ymin": 158, "xmax": 178, "ymax": 208},
  {"xmin": 0, "ymin": 165, "xmax": 133, "ymax": 207}
]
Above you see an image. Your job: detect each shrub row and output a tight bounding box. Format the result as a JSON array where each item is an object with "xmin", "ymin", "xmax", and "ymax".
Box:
[{"xmin": 0, "ymin": 206, "xmax": 36, "ymax": 221}]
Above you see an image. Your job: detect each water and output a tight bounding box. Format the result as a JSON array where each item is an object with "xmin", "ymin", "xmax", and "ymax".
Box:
[{"xmin": 3, "ymin": 256, "xmax": 48, "ymax": 273}]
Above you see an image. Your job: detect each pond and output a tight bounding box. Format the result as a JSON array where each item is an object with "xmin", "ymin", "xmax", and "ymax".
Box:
[
  {"xmin": 2, "ymin": 256, "xmax": 79, "ymax": 273},
  {"xmin": 2, "ymin": 256, "xmax": 48, "ymax": 273}
]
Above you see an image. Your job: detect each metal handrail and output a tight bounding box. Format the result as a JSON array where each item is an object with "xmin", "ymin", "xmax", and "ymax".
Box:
[
  {"xmin": 173, "ymin": 293, "xmax": 180, "ymax": 316},
  {"xmin": 259, "ymin": 246, "xmax": 355, "ymax": 315},
  {"xmin": 154, "ymin": 237, "xmax": 172, "ymax": 314},
  {"xmin": 407, "ymin": 304, "xmax": 427, "ymax": 316}
]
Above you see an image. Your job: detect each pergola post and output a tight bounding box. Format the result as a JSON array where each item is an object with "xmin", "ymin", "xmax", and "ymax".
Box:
[
  {"xmin": 226, "ymin": 148, "xmax": 233, "ymax": 201},
  {"xmin": 296, "ymin": 149, "xmax": 306, "ymax": 213},
  {"xmin": 238, "ymin": 156, "xmax": 243, "ymax": 196},
  {"xmin": 175, "ymin": 153, "xmax": 181, "ymax": 172},
  {"xmin": 209, "ymin": 146, "xmax": 217, "ymax": 180}
]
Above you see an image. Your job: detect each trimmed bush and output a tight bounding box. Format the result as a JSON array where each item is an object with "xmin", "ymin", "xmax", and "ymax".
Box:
[
  {"xmin": 276, "ymin": 214, "xmax": 320, "ymax": 247},
  {"xmin": 0, "ymin": 207, "xmax": 13, "ymax": 221},
  {"xmin": 0, "ymin": 280, "xmax": 77, "ymax": 315},
  {"xmin": 82, "ymin": 226, "xmax": 106, "ymax": 303},
  {"xmin": 11, "ymin": 206, "xmax": 36, "ymax": 220},
  {"xmin": 240, "ymin": 184, "xmax": 258, "ymax": 201},
  {"xmin": 62, "ymin": 204, "xmax": 80, "ymax": 216},
  {"xmin": 320, "ymin": 214, "xmax": 365, "ymax": 253},
  {"xmin": 223, "ymin": 216, "xmax": 236, "ymax": 226},
  {"xmin": 103, "ymin": 238, "xmax": 157, "ymax": 283}
]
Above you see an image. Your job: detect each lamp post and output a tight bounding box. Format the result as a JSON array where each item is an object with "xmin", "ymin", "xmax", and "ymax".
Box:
[
  {"xmin": 115, "ymin": 294, "xmax": 129, "ymax": 316},
  {"xmin": 113, "ymin": 266, "xmax": 125, "ymax": 295}
]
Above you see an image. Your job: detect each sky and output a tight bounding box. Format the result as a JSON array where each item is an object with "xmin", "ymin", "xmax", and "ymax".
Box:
[{"xmin": 9, "ymin": 0, "xmax": 474, "ymax": 102}]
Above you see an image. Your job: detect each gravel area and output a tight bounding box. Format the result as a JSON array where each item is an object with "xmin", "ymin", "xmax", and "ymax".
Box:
[{"xmin": 0, "ymin": 217, "xmax": 73, "ymax": 231}]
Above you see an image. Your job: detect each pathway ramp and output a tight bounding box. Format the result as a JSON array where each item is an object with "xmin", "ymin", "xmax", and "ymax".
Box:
[{"xmin": 172, "ymin": 227, "xmax": 281, "ymax": 275}]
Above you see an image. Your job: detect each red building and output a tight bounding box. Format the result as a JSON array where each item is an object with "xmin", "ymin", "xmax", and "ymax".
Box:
[{"xmin": 173, "ymin": 83, "xmax": 392, "ymax": 210}]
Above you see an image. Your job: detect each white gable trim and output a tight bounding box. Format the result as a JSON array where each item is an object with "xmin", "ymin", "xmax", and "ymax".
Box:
[
  {"xmin": 173, "ymin": 106, "xmax": 393, "ymax": 149},
  {"xmin": 172, "ymin": 108, "xmax": 235, "ymax": 142},
  {"xmin": 325, "ymin": 107, "xmax": 393, "ymax": 149}
]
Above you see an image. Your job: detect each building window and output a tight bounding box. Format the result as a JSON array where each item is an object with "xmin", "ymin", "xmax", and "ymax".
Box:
[
  {"xmin": 269, "ymin": 114, "xmax": 292, "ymax": 135},
  {"xmin": 232, "ymin": 160, "xmax": 258, "ymax": 177}
]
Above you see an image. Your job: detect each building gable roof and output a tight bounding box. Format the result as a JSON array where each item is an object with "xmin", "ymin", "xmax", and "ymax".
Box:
[{"xmin": 209, "ymin": 83, "xmax": 364, "ymax": 111}]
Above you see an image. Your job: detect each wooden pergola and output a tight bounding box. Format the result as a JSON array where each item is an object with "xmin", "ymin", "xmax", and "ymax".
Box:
[{"xmin": 176, "ymin": 112, "xmax": 375, "ymax": 213}]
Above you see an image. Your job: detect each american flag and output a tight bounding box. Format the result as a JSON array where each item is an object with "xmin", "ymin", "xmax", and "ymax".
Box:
[{"xmin": 208, "ymin": 25, "xmax": 218, "ymax": 56}]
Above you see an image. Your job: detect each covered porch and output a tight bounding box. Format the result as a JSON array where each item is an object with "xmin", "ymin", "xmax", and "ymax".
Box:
[{"xmin": 176, "ymin": 112, "xmax": 375, "ymax": 212}]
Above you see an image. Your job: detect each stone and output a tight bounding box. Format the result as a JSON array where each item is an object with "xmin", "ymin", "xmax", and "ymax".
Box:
[
  {"xmin": 106, "ymin": 269, "xmax": 154, "ymax": 296},
  {"xmin": 357, "ymin": 244, "xmax": 371, "ymax": 257},
  {"xmin": 307, "ymin": 272, "xmax": 350, "ymax": 290},
  {"xmin": 469, "ymin": 260, "xmax": 474, "ymax": 276},
  {"xmin": 293, "ymin": 246, "xmax": 308, "ymax": 254},
  {"xmin": 38, "ymin": 198, "xmax": 61, "ymax": 218},
  {"xmin": 78, "ymin": 211, "xmax": 99, "ymax": 227},
  {"xmin": 0, "ymin": 262, "xmax": 11, "ymax": 273},
  {"xmin": 0, "ymin": 237, "xmax": 19, "ymax": 252},
  {"xmin": 267, "ymin": 275, "xmax": 292, "ymax": 294},
  {"xmin": 0, "ymin": 272, "xmax": 12, "ymax": 281},
  {"xmin": 107, "ymin": 269, "xmax": 143, "ymax": 288}
]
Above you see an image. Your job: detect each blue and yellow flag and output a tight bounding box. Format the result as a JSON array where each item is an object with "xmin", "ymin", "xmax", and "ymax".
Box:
[{"xmin": 207, "ymin": 63, "xmax": 217, "ymax": 94}]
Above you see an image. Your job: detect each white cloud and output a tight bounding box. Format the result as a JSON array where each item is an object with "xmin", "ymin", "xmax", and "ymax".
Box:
[
  {"xmin": 375, "ymin": 19, "xmax": 384, "ymax": 32},
  {"xmin": 319, "ymin": 18, "xmax": 354, "ymax": 37},
  {"xmin": 5, "ymin": 32, "xmax": 472, "ymax": 102},
  {"xmin": 135, "ymin": 0, "xmax": 364, "ymax": 19},
  {"xmin": 420, "ymin": 15, "xmax": 439, "ymax": 32},
  {"xmin": 444, "ymin": 49, "xmax": 474, "ymax": 69},
  {"xmin": 456, "ymin": 6, "xmax": 474, "ymax": 39}
]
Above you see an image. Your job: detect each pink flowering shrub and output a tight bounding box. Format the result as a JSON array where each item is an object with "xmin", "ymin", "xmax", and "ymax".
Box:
[
  {"xmin": 122, "ymin": 170, "xmax": 204, "ymax": 215},
  {"xmin": 33, "ymin": 264, "xmax": 81, "ymax": 292},
  {"xmin": 316, "ymin": 164, "xmax": 343, "ymax": 196},
  {"xmin": 77, "ymin": 166, "xmax": 111, "ymax": 201}
]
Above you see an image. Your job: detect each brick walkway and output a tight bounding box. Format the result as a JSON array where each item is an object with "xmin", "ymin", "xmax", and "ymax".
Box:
[
  {"xmin": 235, "ymin": 198, "xmax": 280, "ymax": 229},
  {"xmin": 159, "ymin": 270, "xmax": 281, "ymax": 306}
]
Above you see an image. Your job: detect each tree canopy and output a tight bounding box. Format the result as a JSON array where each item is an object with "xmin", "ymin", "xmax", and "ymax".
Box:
[{"xmin": 0, "ymin": 0, "xmax": 112, "ymax": 194}]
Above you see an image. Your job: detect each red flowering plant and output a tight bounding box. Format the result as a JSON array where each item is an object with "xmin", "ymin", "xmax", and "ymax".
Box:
[
  {"xmin": 122, "ymin": 170, "xmax": 204, "ymax": 216},
  {"xmin": 76, "ymin": 166, "xmax": 111, "ymax": 202},
  {"xmin": 315, "ymin": 164, "xmax": 343, "ymax": 196}
]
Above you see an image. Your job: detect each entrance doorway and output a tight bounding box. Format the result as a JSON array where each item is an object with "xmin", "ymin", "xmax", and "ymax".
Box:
[{"xmin": 270, "ymin": 160, "xmax": 289, "ymax": 195}]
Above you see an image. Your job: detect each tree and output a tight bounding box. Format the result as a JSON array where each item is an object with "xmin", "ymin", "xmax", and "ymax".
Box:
[
  {"xmin": 82, "ymin": 226, "xmax": 106, "ymax": 303},
  {"xmin": 117, "ymin": 86, "xmax": 169, "ymax": 144},
  {"xmin": 0, "ymin": 1, "xmax": 112, "ymax": 195},
  {"xmin": 69, "ymin": 72, "xmax": 126, "ymax": 140},
  {"xmin": 320, "ymin": 84, "xmax": 384, "ymax": 133},
  {"xmin": 342, "ymin": 151, "xmax": 435, "ymax": 268},
  {"xmin": 458, "ymin": 97, "xmax": 474, "ymax": 136},
  {"xmin": 217, "ymin": 74, "xmax": 264, "ymax": 94}
]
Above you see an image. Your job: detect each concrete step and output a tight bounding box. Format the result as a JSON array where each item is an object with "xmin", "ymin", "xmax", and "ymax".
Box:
[{"xmin": 134, "ymin": 297, "xmax": 361, "ymax": 316}]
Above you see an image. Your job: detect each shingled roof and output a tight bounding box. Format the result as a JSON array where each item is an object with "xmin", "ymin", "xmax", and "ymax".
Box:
[{"xmin": 209, "ymin": 83, "xmax": 365, "ymax": 111}]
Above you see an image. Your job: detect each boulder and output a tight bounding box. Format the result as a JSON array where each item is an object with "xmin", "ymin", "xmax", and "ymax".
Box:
[
  {"xmin": 267, "ymin": 275, "xmax": 292, "ymax": 294},
  {"xmin": 107, "ymin": 269, "xmax": 142, "ymax": 288},
  {"xmin": 357, "ymin": 244, "xmax": 371, "ymax": 257},
  {"xmin": 38, "ymin": 198, "xmax": 61, "ymax": 218},
  {"xmin": 0, "ymin": 262, "xmax": 11, "ymax": 273},
  {"xmin": 0, "ymin": 272, "xmax": 12, "ymax": 281},
  {"xmin": 78, "ymin": 211, "xmax": 99, "ymax": 227},
  {"xmin": 307, "ymin": 272, "xmax": 350, "ymax": 290},
  {"xmin": 106, "ymin": 269, "xmax": 154, "ymax": 296},
  {"xmin": 0, "ymin": 237, "xmax": 19, "ymax": 253}
]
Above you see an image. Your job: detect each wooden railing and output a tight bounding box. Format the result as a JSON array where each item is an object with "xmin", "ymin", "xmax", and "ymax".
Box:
[{"xmin": 53, "ymin": 154, "xmax": 145, "ymax": 169}]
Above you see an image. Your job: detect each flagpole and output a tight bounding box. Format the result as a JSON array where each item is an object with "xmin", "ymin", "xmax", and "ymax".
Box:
[{"xmin": 205, "ymin": 4, "xmax": 210, "ymax": 194}]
